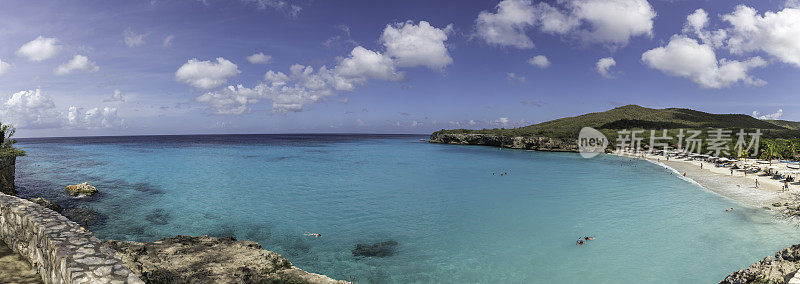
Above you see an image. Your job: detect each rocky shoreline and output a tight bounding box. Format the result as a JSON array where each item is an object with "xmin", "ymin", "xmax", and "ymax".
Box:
[
  {"xmin": 106, "ymin": 235, "xmax": 348, "ymax": 284},
  {"xmin": 428, "ymin": 133, "xmax": 577, "ymax": 152},
  {"xmin": 2, "ymin": 173, "xmax": 349, "ymax": 283},
  {"xmin": 721, "ymin": 244, "xmax": 800, "ymax": 284}
]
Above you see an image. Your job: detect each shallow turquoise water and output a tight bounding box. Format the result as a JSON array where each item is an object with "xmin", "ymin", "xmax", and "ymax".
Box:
[{"xmin": 13, "ymin": 135, "xmax": 800, "ymax": 283}]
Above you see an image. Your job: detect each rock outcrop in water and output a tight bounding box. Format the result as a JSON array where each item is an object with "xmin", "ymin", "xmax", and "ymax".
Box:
[
  {"xmin": 352, "ymin": 240, "xmax": 398, "ymax": 257},
  {"xmin": 65, "ymin": 182, "xmax": 98, "ymax": 196},
  {"xmin": 105, "ymin": 235, "xmax": 349, "ymax": 284},
  {"xmin": 428, "ymin": 133, "xmax": 578, "ymax": 152},
  {"xmin": 721, "ymin": 244, "xmax": 800, "ymax": 284}
]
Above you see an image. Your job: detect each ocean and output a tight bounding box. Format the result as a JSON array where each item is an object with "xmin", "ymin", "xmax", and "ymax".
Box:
[{"xmin": 13, "ymin": 134, "xmax": 800, "ymax": 283}]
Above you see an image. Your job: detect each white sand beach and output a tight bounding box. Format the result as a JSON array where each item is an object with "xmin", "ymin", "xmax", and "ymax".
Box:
[{"xmin": 614, "ymin": 152, "xmax": 799, "ymax": 210}]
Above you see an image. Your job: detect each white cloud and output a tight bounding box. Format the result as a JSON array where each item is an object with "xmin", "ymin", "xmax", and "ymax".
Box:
[
  {"xmin": 506, "ymin": 72, "xmax": 526, "ymax": 82},
  {"xmin": 0, "ymin": 89, "xmax": 61, "ymax": 128},
  {"xmin": 684, "ymin": 9, "xmax": 709, "ymax": 38},
  {"xmin": 380, "ymin": 21, "xmax": 454, "ymax": 70},
  {"xmin": 16, "ymin": 36, "xmax": 61, "ymax": 62},
  {"xmin": 323, "ymin": 25, "xmax": 358, "ymax": 48},
  {"xmin": 103, "ymin": 90, "xmax": 125, "ymax": 102},
  {"xmin": 333, "ymin": 46, "xmax": 403, "ymax": 90},
  {"xmin": 723, "ymin": 5, "xmax": 800, "ymax": 67},
  {"xmin": 474, "ymin": 0, "xmax": 654, "ymax": 48},
  {"xmin": 198, "ymin": 64, "xmax": 336, "ymax": 114},
  {"xmin": 196, "ymin": 85, "xmax": 259, "ymax": 115},
  {"xmin": 411, "ymin": 120, "xmax": 423, "ymax": 127},
  {"xmin": 753, "ymin": 109, "xmax": 783, "ymax": 120},
  {"xmin": 54, "ymin": 55, "xmax": 99, "ymax": 75},
  {"xmin": 124, "ymin": 28, "xmax": 146, "ymax": 48},
  {"xmin": 66, "ymin": 106, "xmax": 125, "ymax": 129},
  {"xmin": 194, "ymin": 21, "xmax": 453, "ymax": 114},
  {"xmin": 596, "ymin": 57, "xmax": 616, "ymax": 78},
  {"xmin": 211, "ymin": 121, "xmax": 232, "ymax": 129},
  {"xmin": 356, "ymin": 119, "xmax": 366, "ymax": 126},
  {"xmin": 241, "ymin": 0, "xmax": 301, "ymax": 17},
  {"xmin": 527, "ymin": 55, "xmax": 550, "ymax": 68},
  {"xmin": 571, "ymin": 0, "xmax": 656, "ymax": 46},
  {"xmin": 642, "ymin": 35, "xmax": 767, "ymax": 88},
  {"xmin": 475, "ymin": 0, "xmax": 543, "ymax": 49},
  {"xmin": 521, "ymin": 99, "xmax": 542, "ymax": 107},
  {"xmin": 681, "ymin": 9, "xmax": 728, "ymax": 49},
  {"xmin": 0, "ymin": 59, "xmax": 11, "ymax": 76},
  {"xmin": 1, "ymin": 88, "xmax": 126, "ymax": 130},
  {"xmin": 163, "ymin": 35, "xmax": 175, "ymax": 47},
  {"xmin": 491, "ymin": 117, "xmax": 529, "ymax": 128},
  {"xmin": 246, "ymin": 52, "xmax": 272, "ymax": 64},
  {"xmin": 175, "ymin": 57, "xmax": 241, "ymax": 89}
]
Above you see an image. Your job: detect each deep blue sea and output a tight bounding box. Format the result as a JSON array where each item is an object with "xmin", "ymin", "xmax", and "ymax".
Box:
[{"xmin": 13, "ymin": 134, "xmax": 800, "ymax": 283}]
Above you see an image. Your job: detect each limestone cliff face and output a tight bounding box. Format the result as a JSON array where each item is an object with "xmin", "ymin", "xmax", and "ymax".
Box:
[
  {"xmin": 428, "ymin": 133, "xmax": 578, "ymax": 152},
  {"xmin": 0, "ymin": 156, "xmax": 16, "ymax": 195}
]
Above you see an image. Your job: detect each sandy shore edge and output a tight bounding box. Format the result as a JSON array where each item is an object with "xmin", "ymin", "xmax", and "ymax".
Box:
[{"xmin": 612, "ymin": 152, "xmax": 800, "ymax": 212}]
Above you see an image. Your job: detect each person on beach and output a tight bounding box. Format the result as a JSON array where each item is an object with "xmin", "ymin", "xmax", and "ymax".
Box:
[
  {"xmin": 755, "ymin": 179, "xmax": 759, "ymax": 188},
  {"xmin": 700, "ymin": 163, "xmax": 703, "ymax": 169},
  {"xmin": 304, "ymin": 232, "xmax": 322, "ymax": 237},
  {"xmin": 785, "ymin": 180, "xmax": 790, "ymax": 191},
  {"xmin": 731, "ymin": 169, "xmax": 734, "ymax": 175}
]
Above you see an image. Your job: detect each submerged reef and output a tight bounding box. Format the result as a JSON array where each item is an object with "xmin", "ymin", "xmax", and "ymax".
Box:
[{"xmin": 352, "ymin": 240, "xmax": 398, "ymax": 257}]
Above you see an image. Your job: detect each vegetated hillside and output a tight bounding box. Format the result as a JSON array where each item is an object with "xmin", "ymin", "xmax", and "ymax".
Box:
[
  {"xmin": 434, "ymin": 105, "xmax": 796, "ymax": 140},
  {"xmin": 765, "ymin": 119, "xmax": 800, "ymax": 130}
]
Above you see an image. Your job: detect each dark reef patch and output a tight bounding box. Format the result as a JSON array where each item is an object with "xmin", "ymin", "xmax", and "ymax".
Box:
[
  {"xmin": 145, "ymin": 208, "xmax": 172, "ymax": 225},
  {"xmin": 207, "ymin": 224, "xmax": 237, "ymax": 238},
  {"xmin": 62, "ymin": 207, "xmax": 108, "ymax": 228},
  {"xmin": 243, "ymin": 225, "xmax": 272, "ymax": 243},
  {"xmin": 130, "ymin": 182, "xmax": 165, "ymax": 195},
  {"xmin": 203, "ymin": 212, "xmax": 220, "ymax": 220},
  {"xmin": 352, "ymin": 240, "xmax": 398, "ymax": 257}
]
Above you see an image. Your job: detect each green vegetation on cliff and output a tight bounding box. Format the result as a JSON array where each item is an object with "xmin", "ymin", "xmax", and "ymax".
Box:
[{"xmin": 0, "ymin": 123, "xmax": 25, "ymax": 157}]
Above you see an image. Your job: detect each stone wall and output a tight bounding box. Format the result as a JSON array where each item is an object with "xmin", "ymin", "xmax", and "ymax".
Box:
[
  {"xmin": 0, "ymin": 193, "xmax": 144, "ymax": 283},
  {"xmin": 0, "ymin": 156, "xmax": 16, "ymax": 195}
]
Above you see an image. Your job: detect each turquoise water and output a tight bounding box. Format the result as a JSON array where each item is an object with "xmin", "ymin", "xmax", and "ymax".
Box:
[{"xmin": 13, "ymin": 135, "xmax": 800, "ymax": 283}]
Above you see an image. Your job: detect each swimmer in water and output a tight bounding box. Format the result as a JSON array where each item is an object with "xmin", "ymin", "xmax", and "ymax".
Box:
[
  {"xmin": 725, "ymin": 208, "xmax": 733, "ymax": 212},
  {"xmin": 576, "ymin": 239, "xmax": 585, "ymax": 245},
  {"xmin": 304, "ymin": 232, "xmax": 322, "ymax": 237},
  {"xmin": 584, "ymin": 236, "xmax": 595, "ymax": 241}
]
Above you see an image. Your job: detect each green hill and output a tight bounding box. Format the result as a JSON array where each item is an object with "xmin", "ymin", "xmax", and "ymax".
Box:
[
  {"xmin": 434, "ymin": 105, "xmax": 796, "ymax": 139},
  {"xmin": 765, "ymin": 119, "xmax": 800, "ymax": 130}
]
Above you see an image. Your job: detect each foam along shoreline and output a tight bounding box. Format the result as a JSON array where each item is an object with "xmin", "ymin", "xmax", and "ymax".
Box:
[{"xmin": 613, "ymin": 152, "xmax": 794, "ymax": 211}]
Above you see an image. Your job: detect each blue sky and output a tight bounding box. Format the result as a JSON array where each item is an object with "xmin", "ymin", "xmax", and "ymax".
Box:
[{"xmin": 0, "ymin": 0, "xmax": 798, "ymax": 137}]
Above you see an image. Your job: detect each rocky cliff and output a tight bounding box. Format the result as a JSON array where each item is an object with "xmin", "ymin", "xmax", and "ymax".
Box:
[
  {"xmin": 428, "ymin": 133, "xmax": 578, "ymax": 152},
  {"xmin": 0, "ymin": 156, "xmax": 16, "ymax": 195},
  {"xmin": 721, "ymin": 244, "xmax": 800, "ymax": 284},
  {"xmin": 105, "ymin": 235, "xmax": 349, "ymax": 284}
]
